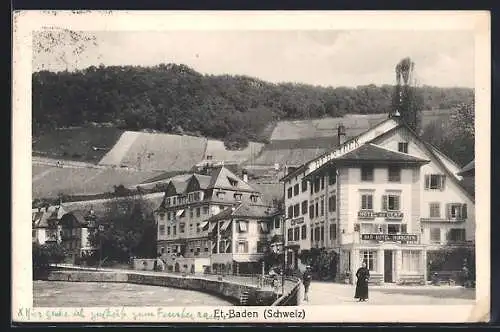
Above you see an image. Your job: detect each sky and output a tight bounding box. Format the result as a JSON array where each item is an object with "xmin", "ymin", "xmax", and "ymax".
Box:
[{"xmin": 32, "ymin": 30, "xmax": 475, "ymax": 88}]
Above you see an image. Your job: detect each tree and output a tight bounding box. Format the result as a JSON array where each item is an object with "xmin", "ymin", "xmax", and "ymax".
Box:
[
  {"xmin": 391, "ymin": 57, "xmax": 424, "ymax": 132},
  {"xmin": 88, "ymin": 195, "xmax": 157, "ymax": 264},
  {"xmin": 32, "ymin": 242, "xmax": 68, "ymax": 279}
]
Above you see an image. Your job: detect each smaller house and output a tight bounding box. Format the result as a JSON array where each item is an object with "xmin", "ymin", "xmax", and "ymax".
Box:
[{"xmin": 206, "ymin": 202, "xmax": 280, "ymax": 275}]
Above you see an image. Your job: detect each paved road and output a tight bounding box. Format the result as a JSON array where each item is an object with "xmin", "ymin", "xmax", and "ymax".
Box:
[{"xmin": 302, "ymin": 281, "xmax": 475, "ymax": 305}]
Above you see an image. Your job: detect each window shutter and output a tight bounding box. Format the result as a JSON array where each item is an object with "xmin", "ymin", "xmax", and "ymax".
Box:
[
  {"xmin": 382, "ymin": 195, "xmax": 388, "ymax": 211},
  {"xmin": 462, "ymin": 204, "xmax": 468, "ymax": 218},
  {"xmin": 401, "ymin": 224, "xmax": 407, "ymax": 234},
  {"xmin": 395, "ymin": 196, "xmax": 400, "ymax": 211},
  {"xmin": 425, "ymin": 175, "xmax": 430, "ymax": 189},
  {"xmin": 440, "ymin": 175, "xmax": 446, "ymax": 191},
  {"xmin": 446, "ymin": 203, "xmax": 452, "ymax": 219}
]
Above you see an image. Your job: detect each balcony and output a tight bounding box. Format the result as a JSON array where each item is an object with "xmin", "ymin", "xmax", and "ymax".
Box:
[{"xmin": 420, "ymin": 217, "xmax": 466, "ymax": 223}]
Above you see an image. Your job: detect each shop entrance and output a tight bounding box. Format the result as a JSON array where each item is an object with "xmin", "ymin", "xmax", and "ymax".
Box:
[{"xmin": 384, "ymin": 250, "xmax": 393, "ymax": 283}]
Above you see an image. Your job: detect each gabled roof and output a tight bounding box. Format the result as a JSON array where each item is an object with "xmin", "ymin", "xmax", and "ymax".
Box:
[
  {"xmin": 208, "ymin": 166, "xmax": 258, "ymax": 192},
  {"xmin": 335, "ymin": 143, "xmax": 429, "ymax": 163},
  {"xmin": 192, "ymin": 174, "xmax": 212, "ymax": 189}
]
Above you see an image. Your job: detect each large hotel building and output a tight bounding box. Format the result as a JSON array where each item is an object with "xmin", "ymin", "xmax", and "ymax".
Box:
[{"xmin": 281, "ymin": 115, "xmax": 475, "ymax": 284}]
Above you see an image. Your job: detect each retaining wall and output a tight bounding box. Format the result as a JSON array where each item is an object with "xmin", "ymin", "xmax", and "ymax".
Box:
[{"xmin": 47, "ymin": 269, "xmax": 286, "ymax": 306}]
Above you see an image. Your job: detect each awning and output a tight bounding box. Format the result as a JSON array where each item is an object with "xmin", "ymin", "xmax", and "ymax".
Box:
[
  {"xmin": 208, "ymin": 222, "xmax": 217, "ymax": 233},
  {"xmin": 260, "ymin": 222, "xmax": 268, "ymax": 233},
  {"xmin": 238, "ymin": 221, "xmax": 247, "ymax": 232},
  {"xmin": 176, "ymin": 209, "xmax": 185, "ymax": 218},
  {"xmin": 200, "ymin": 221, "xmax": 209, "ymax": 230},
  {"xmin": 221, "ymin": 220, "xmax": 232, "ymax": 232}
]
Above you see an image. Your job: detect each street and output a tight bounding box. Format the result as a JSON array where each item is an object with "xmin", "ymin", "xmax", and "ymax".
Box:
[{"xmin": 302, "ymin": 281, "xmax": 475, "ymax": 305}]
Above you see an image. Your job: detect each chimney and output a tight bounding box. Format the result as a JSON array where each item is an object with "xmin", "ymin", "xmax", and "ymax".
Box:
[
  {"xmin": 338, "ymin": 123, "xmax": 346, "ymax": 145},
  {"xmin": 242, "ymin": 169, "xmax": 248, "ymax": 183}
]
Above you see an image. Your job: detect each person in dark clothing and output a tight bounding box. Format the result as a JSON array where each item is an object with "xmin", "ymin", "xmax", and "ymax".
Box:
[
  {"xmin": 302, "ymin": 265, "xmax": 313, "ymax": 301},
  {"xmin": 354, "ymin": 262, "xmax": 370, "ymax": 302}
]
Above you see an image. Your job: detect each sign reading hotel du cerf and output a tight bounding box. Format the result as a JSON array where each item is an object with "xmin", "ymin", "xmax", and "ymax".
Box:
[
  {"xmin": 358, "ymin": 210, "xmax": 404, "ymax": 220},
  {"xmin": 361, "ymin": 233, "xmax": 418, "ymax": 242}
]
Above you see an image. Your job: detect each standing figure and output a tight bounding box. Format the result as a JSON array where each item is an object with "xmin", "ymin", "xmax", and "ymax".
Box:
[
  {"xmin": 302, "ymin": 265, "xmax": 313, "ymax": 302},
  {"xmin": 354, "ymin": 262, "xmax": 370, "ymax": 302}
]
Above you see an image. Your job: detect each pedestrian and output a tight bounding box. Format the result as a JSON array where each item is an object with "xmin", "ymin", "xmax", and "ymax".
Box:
[
  {"xmin": 302, "ymin": 265, "xmax": 313, "ymax": 302},
  {"xmin": 354, "ymin": 261, "xmax": 370, "ymax": 302}
]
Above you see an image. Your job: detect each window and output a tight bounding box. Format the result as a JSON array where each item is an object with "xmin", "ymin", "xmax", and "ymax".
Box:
[
  {"xmin": 321, "ymin": 176, "xmax": 325, "ymax": 190},
  {"xmin": 228, "ymin": 177, "xmax": 238, "ymax": 187},
  {"xmin": 234, "ymin": 193, "xmax": 242, "ymax": 201},
  {"xmin": 160, "ymin": 247, "xmax": 165, "ymax": 254},
  {"xmin": 173, "ymin": 225, "xmax": 177, "ymax": 236},
  {"xmin": 429, "ymin": 203, "xmax": 441, "ymax": 218},
  {"xmin": 310, "ymin": 227, "xmax": 314, "ymax": 242},
  {"xmin": 166, "ymin": 198, "xmax": 171, "ymax": 206},
  {"xmin": 314, "ymin": 227, "xmax": 320, "ymax": 242},
  {"xmin": 274, "ymin": 217, "xmax": 280, "ymax": 229},
  {"xmin": 301, "ymin": 201, "xmax": 308, "ymax": 215},
  {"xmin": 189, "ymin": 223, "xmax": 194, "ymax": 233},
  {"xmin": 180, "ymin": 224, "xmax": 185, "ymax": 233},
  {"xmin": 190, "ymin": 208, "xmax": 194, "ymax": 218},
  {"xmin": 382, "ymin": 194, "xmax": 400, "ymax": 211},
  {"xmin": 320, "ymin": 198, "xmax": 325, "ymax": 216},
  {"xmin": 166, "ymin": 226, "xmax": 171, "ymax": 236},
  {"xmin": 447, "ymin": 203, "xmax": 467, "ymax": 219},
  {"xmin": 237, "ymin": 241, "xmax": 248, "ymax": 253},
  {"xmin": 256, "ymin": 241, "xmax": 265, "ymax": 253},
  {"xmin": 288, "ymin": 228, "xmax": 293, "ymax": 241},
  {"xmin": 172, "ymin": 197, "xmax": 177, "ymax": 205},
  {"xmin": 287, "ymin": 187, "xmax": 293, "ymax": 198},
  {"xmin": 217, "ymin": 191, "xmax": 226, "ymax": 199},
  {"xmin": 196, "ymin": 223, "xmax": 200, "ymax": 233},
  {"xmin": 314, "ymin": 178, "xmax": 320, "ymax": 193},
  {"xmin": 425, "ymin": 174, "xmax": 446, "ymax": 190},
  {"xmin": 320, "ymin": 226, "xmax": 324, "ymax": 241},
  {"xmin": 448, "ymin": 228, "xmax": 466, "ymax": 242},
  {"xmin": 196, "ymin": 207, "xmax": 201, "ymax": 217},
  {"xmin": 194, "ymin": 192, "xmax": 201, "ymax": 201},
  {"xmin": 430, "ymin": 228, "xmax": 441, "ymax": 243},
  {"xmin": 330, "ymin": 224, "xmax": 337, "ymax": 240},
  {"xmin": 398, "ymin": 142, "xmax": 409, "ymax": 154},
  {"xmin": 294, "ymin": 227, "xmax": 300, "ymax": 241},
  {"xmin": 328, "ymin": 195, "xmax": 336, "ymax": 212},
  {"xmin": 167, "ymin": 247, "xmax": 171, "ymax": 254},
  {"xmin": 361, "ymin": 166, "xmax": 374, "ymax": 181},
  {"xmin": 387, "ymin": 224, "xmax": 400, "ymax": 234},
  {"xmin": 402, "ymin": 250, "xmax": 421, "ymax": 271},
  {"xmin": 388, "ymin": 166, "xmax": 401, "ymax": 182},
  {"xmin": 293, "ymin": 204, "xmax": 300, "ymax": 218},
  {"xmin": 309, "ymin": 204, "xmax": 314, "ymax": 219},
  {"xmin": 238, "ymin": 220, "xmax": 248, "ymax": 233},
  {"xmin": 361, "ymin": 194, "xmax": 373, "ymax": 210},
  {"xmin": 250, "ymin": 195, "xmax": 258, "ymax": 203},
  {"xmin": 328, "ymin": 169, "xmax": 336, "ymax": 185},
  {"xmin": 188, "ymin": 193, "xmax": 194, "ymax": 202},
  {"xmin": 294, "ymin": 184, "xmax": 299, "ymax": 196},
  {"xmin": 159, "ymin": 225, "xmax": 165, "ymax": 236},
  {"xmin": 203, "ymin": 206, "xmax": 209, "ymax": 214},
  {"xmin": 301, "ymin": 225, "xmax": 307, "ymax": 239},
  {"xmin": 315, "ymin": 202, "xmax": 319, "ymax": 218},
  {"xmin": 288, "ymin": 206, "xmax": 293, "ymax": 219},
  {"xmin": 301, "ymin": 180, "xmax": 307, "ymax": 192},
  {"xmin": 362, "ymin": 250, "xmax": 377, "ymax": 271}
]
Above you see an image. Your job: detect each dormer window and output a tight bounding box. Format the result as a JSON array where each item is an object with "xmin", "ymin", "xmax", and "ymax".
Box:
[
  {"xmin": 234, "ymin": 193, "xmax": 242, "ymax": 201},
  {"xmin": 166, "ymin": 198, "xmax": 171, "ymax": 206},
  {"xmin": 193, "ymin": 192, "xmax": 201, "ymax": 201},
  {"xmin": 250, "ymin": 195, "xmax": 258, "ymax": 203},
  {"xmin": 217, "ymin": 191, "xmax": 226, "ymax": 199},
  {"xmin": 172, "ymin": 197, "xmax": 177, "ymax": 205},
  {"xmin": 228, "ymin": 177, "xmax": 238, "ymax": 187}
]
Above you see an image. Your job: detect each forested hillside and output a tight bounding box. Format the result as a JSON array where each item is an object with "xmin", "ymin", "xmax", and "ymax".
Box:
[{"xmin": 32, "ymin": 63, "xmax": 474, "ymax": 148}]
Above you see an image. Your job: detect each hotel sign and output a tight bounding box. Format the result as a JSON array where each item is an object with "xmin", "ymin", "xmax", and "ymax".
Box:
[
  {"xmin": 361, "ymin": 233, "xmax": 418, "ymax": 242},
  {"xmin": 358, "ymin": 211, "xmax": 404, "ymax": 220},
  {"xmin": 290, "ymin": 217, "xmax": 305, "ymax": 226}
]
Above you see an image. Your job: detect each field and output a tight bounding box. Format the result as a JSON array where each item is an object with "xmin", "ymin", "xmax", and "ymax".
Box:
[
  {"xmin": 33, "ymin": 127, "xmax": 124, "ymax": 163},
  {"xmin": 204, "ymin": 140, "xmax": 265, "ymax": 164},
  {"xmin": 32, "ymin": 164, "xmax": 163, "ymax": 199}
]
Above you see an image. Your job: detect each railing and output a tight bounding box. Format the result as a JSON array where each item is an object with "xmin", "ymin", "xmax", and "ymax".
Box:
[{"xmin": 271, "ymin": 276, "xmax": 301, "ymax": 306}]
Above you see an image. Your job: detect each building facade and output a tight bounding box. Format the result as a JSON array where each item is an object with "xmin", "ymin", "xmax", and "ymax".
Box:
[
  {"xmin": 281, "ymin": 116, "xmax": 475, "ymax": 285},
  {"xmin": 155, "ymin": 166, "xmax": 274, "ymax": 274}
]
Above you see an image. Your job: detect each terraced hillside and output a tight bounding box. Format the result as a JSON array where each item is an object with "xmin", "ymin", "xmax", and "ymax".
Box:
[
  {"xmin": 204, "ymin": 140, "xmax": 265, "ymax": 164},
  {"xmin": 251, "ymin": 109, "xmax": 456, "ymax": 166},
  {"xmin": 32, "ymin": 164, "xmax": 163, "ymax": 199},
  {"xmin": 33, "ymin": 127, "xmax": 124, "ymax": 163}
]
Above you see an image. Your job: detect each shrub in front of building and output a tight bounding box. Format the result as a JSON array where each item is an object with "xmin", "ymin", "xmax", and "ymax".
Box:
[
  {"xmin": 32, "ymin": 242, "xmax": 67, "ymax": 280},
  {"xmin": 427, "ymin": 246, "xmax": 475, "ymax": 286}
]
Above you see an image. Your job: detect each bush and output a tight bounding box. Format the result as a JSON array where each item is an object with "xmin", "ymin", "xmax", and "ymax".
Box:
[{"xmin": 32, "ymin": 242, "xmax": 67, "ymax": 279}]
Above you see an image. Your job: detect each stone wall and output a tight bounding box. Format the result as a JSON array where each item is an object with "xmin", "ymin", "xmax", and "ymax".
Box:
[{"xmin": 47, "ymin": 269, "xmax": 282, "ymax": 306}]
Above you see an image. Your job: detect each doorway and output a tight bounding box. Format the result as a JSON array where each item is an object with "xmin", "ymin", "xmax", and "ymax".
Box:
[{"xmin": 384, "ymin": 250, "xmax": 393, "ymax": 283}]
